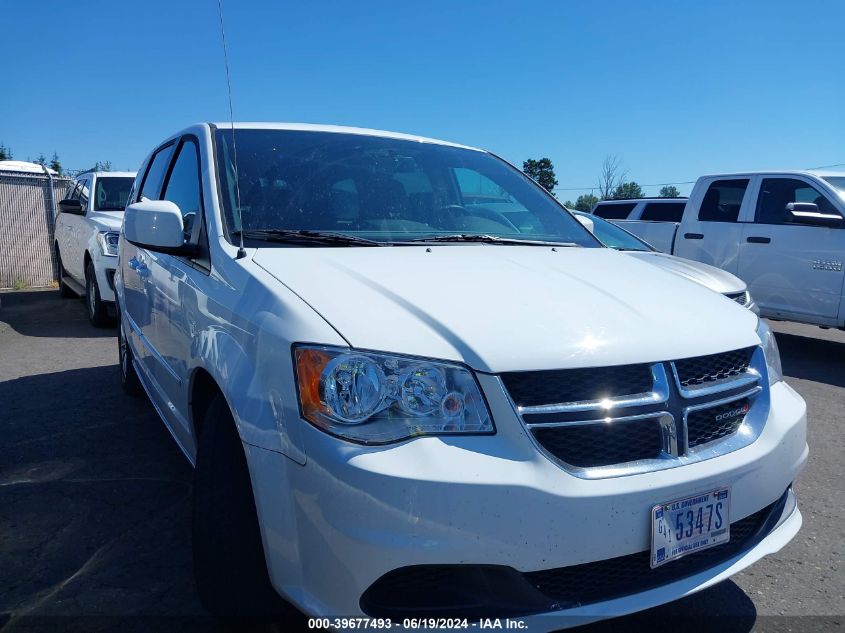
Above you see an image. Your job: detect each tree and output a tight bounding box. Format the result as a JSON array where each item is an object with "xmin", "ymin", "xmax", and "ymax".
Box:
[
  {"xmin": 93, "ymin": 160, "xmax": 112, "ymax": 172},
  {"xmin": 34, "ymin": 153, "xmax": 47, "ymax": 166},
  {"xmin": 0, "ymin": 143, "xmax": 11, "ymax": 160},
  {"xmin": 49, "ymin": 152, "xmax": 63, "ymax": 175},
  {"xmin": 611, "ymin": 181, "xmax": 644, "ymax": 200},
  {"xmin": 597, "ymin": 155, "xmax": 627, "ymax": 200},
  {"xmin": 570, "ymin": 193, "xmax": 599, "ymax": 211},
  {"xmin": 523, "ymin": 158, "xmax": 558, "ymax": 194},
  {"xmin": 659, "ymin": 185, "xmax": 681, "ymax": 198}
]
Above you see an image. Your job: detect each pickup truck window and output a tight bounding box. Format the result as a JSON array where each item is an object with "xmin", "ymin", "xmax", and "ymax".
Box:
[
  {"xmin": 698, "ymin": 179, "xmax": 748, "ymax": 223},
  {"xmin": 641, "ymin": 202, "xmax": 685, "ymax": 222},
  {"xmin": 822, "ymin": 176, "xmax": 845, "ymax": 197},
  {"xmin": 139, "ymin": 144, "xmax": 176, "ymax": 201},
  {"xmin": 756, "ymin": 178, "xmax": 840, "ymax": 224},
  {"xmin": 94, "ymin": 177, "xmax": 134, "ymax": 211},
  {"xmin": 214, "ymin": 129, "xmax": 599, "ymax": 246},
  {"xmin": 593, "ymin": 202, "xmax": 636, "ymax": 220}
]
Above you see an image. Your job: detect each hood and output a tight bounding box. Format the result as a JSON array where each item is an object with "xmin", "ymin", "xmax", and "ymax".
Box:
[
  {"xmin": 89, "ymin": 210, "xmax": 123, "ymax": 231},
  {"xmin": 253, "ymin": 246, "xmax": 759, "ymax": 373},
  {"xmin": 626, "ymin": 252, "xmax": 746, "ymax": 295}
]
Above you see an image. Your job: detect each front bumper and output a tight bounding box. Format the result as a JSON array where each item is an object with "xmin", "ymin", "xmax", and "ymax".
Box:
[{"xmin": 246, "ymin": 379, "xmax": 807, "ymax": 622}]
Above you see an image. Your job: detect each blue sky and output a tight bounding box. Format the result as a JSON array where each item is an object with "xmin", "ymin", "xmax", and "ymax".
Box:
[{"xmin": 3, "ymin": 0, "xmax": 843, "ymax": 198}]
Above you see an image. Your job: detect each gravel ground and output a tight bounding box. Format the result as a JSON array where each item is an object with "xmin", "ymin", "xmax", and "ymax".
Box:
[{"xmin": 0, "ymin": 289, "xmax": 842, "ymax": 632}]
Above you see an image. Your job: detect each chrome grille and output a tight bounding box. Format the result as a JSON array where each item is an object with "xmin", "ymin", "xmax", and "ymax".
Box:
[{"xmin": 502, "ymin": 347, "xmax": 768, "ymax": 478}]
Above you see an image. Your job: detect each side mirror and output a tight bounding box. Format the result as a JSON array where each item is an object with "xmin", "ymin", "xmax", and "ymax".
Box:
[
  {"xmin": 575, "ymin": 214, "xmax": 596, "ymax": 234},
  {"xmin": 58, "ymin": 198, "xmax": 84, "ymax": 215},
  {"xmin": 124, "ymin": 199, "xmax": 194, "ymax": 254},
  {"xmin": 785, "ymin": 202, "xmax": 843, "ymax": 227}
]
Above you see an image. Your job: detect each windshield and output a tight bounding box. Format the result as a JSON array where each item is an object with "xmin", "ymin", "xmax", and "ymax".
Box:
[
  {"xmin": 822, "ymin": 176, "xmax": 845, "ymax": 198},
  {"xmin": 576, "ymin": 212, "xmax": 653, "ymax": 252},
  {"xmin": 214, "ymin": 129, "xmax": 598, "ymax": 247},
  {"xmin": 94, "ymin": 177, "xmax": 134, "ymax": 211}
]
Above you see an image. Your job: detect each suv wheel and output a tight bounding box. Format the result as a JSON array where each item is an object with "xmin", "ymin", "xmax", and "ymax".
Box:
[
  {"xmin": 193, "ymin": 394, "xmax": 291, "ymax": 618},
  {"xmin": 85, "ymin": 261, "xmax": 110, "ymax": 327},
  {"xmin": 56, "ymin": 246, "xmax": 75, "ymax": 298},
  {"xmin": 117, "ymin": 311, "xmax": 142, "ymax": 396}
]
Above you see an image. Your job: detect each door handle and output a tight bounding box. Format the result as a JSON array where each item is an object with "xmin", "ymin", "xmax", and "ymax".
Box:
[
  {"xmin": 684, "ymin": 233, "xmax": 704, "ymax": 240},
  {"xmin": 747, "ymin": 236, "xmax": 771, "ymax": 244}
]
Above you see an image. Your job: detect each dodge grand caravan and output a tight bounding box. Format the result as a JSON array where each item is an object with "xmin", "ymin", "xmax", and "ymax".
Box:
[{"xmin": 115, "ymin": 123, "xmax": 807, "ymax": 628}]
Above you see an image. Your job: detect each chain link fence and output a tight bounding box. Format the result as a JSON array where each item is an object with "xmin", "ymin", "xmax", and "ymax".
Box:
[{"xmin": 0, "ymin": 170, "xmax": 73, "ymax": 289}]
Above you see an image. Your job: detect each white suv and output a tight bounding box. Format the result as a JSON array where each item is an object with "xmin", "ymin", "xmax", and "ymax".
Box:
[
  {"xmin": 54, "ymin": 171, "xmax": 136, "ymax": 325},
  {"xmin": 115, "ymin": 123, "xmax": 806, "ymax": 628}
]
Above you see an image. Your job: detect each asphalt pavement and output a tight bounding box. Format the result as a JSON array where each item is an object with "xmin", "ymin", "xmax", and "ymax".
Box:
[{"xmin": 0, "ymin": 289, "xmax": 842, "ymax": 632}]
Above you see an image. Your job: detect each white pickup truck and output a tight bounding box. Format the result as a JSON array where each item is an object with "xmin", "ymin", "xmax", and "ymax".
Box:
[
  {"xmin": 609, "ymin": 170, "xmax": 845, "ymax": 328},
  {"xmin": 54, "ymin": 171, "xmax": 136, "ymax": 325}
]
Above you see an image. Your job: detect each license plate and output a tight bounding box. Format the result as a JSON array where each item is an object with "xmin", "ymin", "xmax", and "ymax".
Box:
[{"xmin": 650, "ymin": 487, "xmax": 730, "ymax": 568}]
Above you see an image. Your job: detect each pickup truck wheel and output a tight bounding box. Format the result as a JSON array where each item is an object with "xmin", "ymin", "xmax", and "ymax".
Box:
[
  {"xmin": 193, "ymin": 395, "xmax": 291, "ymax": 619},
  {"xmin": 117, "ymin": 313, "xmax": 142, "ymax": 396},
  {"xmin": 56, "ymin": 247, "xmax": 75, "ymax": 298},
  {"xmin": 85, "ymin": 261, "xmax": 110, "ymax": 327}
]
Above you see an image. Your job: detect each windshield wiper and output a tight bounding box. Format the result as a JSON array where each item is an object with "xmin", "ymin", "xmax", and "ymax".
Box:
[
  {"xmin": 237, "ymin": 229, "xmax": 384, "ymax": 246},
  {"xmin": 403, "ymin": 234, "xmax": 579, "ymax": 247}
]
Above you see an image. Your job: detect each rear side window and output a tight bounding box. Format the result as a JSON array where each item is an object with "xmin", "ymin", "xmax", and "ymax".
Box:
[
  {"xmin": 593, "ymin": 202, "xmax": 636, "ymax": 220},
  {"xmin": 139, "ymin": 144, "xmax": 176, "ymax": 201},
  {"xmin": 756, "ymin": 178, "xmax": 841, "ymax": 225},
  {"xmin": 641, "ymin": 202, "xmax": 685, "ymax": 222},
  {"xmin": 697, "ymin": 179, "xmax": 749, "ymax": 222}
]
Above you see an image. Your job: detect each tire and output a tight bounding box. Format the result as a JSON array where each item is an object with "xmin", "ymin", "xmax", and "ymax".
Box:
[
  {"xmin": 85, "ymin": 260, "xmax": 110, "ymax": 327},
  {"xmin": 192, "ymin": 395, "xmax": 290, "ymax": 619},
  {"xmin": 117, "ymin": 310, "xmax": 142, "ymax": 397},
  {"xmin": 56, "ymin": 246, "xmax": 75, "ymax": 298}
]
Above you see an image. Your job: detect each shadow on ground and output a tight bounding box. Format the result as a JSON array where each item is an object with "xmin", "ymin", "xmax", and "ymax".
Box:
[
  {"xmin": 0, "ymin": 290, "xmax": 115, "ymax": 338},
  {"xmin": 774, "ymin": 330, "xmax": 845, "ymax": 389}
]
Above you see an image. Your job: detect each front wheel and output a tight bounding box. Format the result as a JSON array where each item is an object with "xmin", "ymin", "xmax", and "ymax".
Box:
[
  {"xmin": 193, "ymin": 395, "xmax": 291, "ymax": 618},
  {"xmin": 85, "ymin": 261, "xmax": 110, "ymax": 327}
]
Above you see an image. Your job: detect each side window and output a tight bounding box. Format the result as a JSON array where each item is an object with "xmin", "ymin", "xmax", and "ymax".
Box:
[
  {"xmin": 67, "ymin": 180, "xmax": 82, "ymax": 201},
  {"xmin": 756, "ymin": 178, "xmax": 841, "ymax": 225},
  {"xmin": 593, "ymin": 202, "xmax": 636, "ymax": 220},
  {"xmin": 697, "ymin": 179, "xmax": 749, "ymax": 223},
  {"xmin": 161, "ymin": 139, "xmax": 202, "ymax": 243},
  {"xmin": 139, "ymin": 144, "xmax": 176, "ymax": 201},
  {"xmin": 641, "ymin": 202, "xmax": 685, "ymax": 222},
  {"xmin": 79, "ymin": 177, "xmax": 90, "ymax": 212}
]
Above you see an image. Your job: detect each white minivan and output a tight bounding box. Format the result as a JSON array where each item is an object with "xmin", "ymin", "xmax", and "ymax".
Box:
[{"xmin": 115, "ymin": 123, "xmax": 806, "ymax": 628}]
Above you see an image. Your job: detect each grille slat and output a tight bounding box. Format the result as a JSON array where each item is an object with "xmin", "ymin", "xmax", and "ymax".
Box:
[
  {"xmin": 674, "ymin": 347, "xmax": 754, "ymax": 389},
  {"xmin": 532, "ymin": 419, "xmax": 663, "ymax": 468},
  {"xmin": 501, "ymin": 364, "xmax": 653, "ymax": 408},
  {"xmin": 725, "ymin": 291, "xmax": 748, "ymax": 306},
  {"xmin": 687, "ymin": 397, "xmax": 750, "ymax": 447}
]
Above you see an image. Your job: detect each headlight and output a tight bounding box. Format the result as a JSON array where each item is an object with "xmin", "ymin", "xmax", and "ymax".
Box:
[
  {"xmin": 756, "ymin": 320, "xmax": 783, "ymax": 385},
  {"xmin": 97, "ymin": 231, "xmax": 120, "ymax": 257},
  {"xmin": 294, "ymin": 345, "xmax": 494, "ymax": 444}
]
